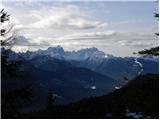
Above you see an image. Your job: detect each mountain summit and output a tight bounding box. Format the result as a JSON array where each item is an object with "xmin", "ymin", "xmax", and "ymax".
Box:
[{"xmin": 18, "ymin": 46, "xmax": 108, "ymax": 61}]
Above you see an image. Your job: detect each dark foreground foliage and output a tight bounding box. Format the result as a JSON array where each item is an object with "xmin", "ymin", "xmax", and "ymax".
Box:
[
  {"xmin": 3, "ymin": 74, "xmax": 158, "ymax": 119},
  {"xmin": 1, "ymin": 86, "xmax": 33, "ymax": 118},
  {"xmin": 138, "ymin": 46, "xmax": 159, "ymax": 56},
  {"xmin": 1, "ymin": 49, "xmax": 25, "ymax": 79}
]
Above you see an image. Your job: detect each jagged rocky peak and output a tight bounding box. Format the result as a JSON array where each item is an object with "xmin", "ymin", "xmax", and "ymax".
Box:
[
  {"xmin": 77, "ymin": 47, "xmax": 99, "ymax": 53},
  {"xmin": 47, "ymin": 45, "xmax": 64, "ymax": 53},
  {"xmin": 64, "ymin": 47, "xmax": 106, "ymax": 61}
]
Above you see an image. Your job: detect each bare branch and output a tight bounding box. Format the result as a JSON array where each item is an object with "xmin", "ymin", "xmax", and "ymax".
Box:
[{"xmin": 1, "ymin": 9, "xmax": 17, "ymax": 48}]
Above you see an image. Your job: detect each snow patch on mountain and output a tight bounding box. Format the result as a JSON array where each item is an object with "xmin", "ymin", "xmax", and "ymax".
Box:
[
  {"xmin": 135, "ymin": 58, "xmax": 143, "ymax": 67},
  {"xmin": 115, "ymin": 86, "xmax": 122, "ymax": 90},
  {"xmin": 91, "ymin": 86, "xmax": 96, "ymax": 90},
  {"xmin": 133, "ymin": 58, "xmax": 143, "ymax": 75}
]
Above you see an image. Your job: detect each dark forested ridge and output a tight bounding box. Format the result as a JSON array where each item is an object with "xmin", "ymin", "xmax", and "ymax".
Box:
[{"xmin": 7, "ymin": 74, "xmax": 158, "ymax": 119}]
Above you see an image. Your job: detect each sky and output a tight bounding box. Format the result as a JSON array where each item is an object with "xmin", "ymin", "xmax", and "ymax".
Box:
[{"xmin": 1, "ymin": 0, "xmax": 159, "ymax": 57}]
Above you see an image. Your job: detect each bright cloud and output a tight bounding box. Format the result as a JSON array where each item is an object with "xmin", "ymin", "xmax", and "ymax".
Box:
[
  {"xmin": 6, "ymin": 3, "xmax": 107, "ymax": 30},
  {"xmin": 12, "ymin": 31, "xmax": 158, "ymax": 57}
]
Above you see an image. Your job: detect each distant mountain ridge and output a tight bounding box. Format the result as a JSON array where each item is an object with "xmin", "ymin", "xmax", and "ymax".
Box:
[
  {"xmin": 4, "ymin": 46, "xmax": 159, "ymax": 81},
  {"xmin": 16, "ymin": 45, "xmax": 108, "ymax": 61}
]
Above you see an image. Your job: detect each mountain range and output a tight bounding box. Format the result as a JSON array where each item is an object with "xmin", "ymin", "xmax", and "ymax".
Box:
[
  {"xmin": 1, "ymin": 46, "xmax": 159, "ymax": 111},
  {"xmin": 6, "ymin": 45, "xmax": 159, "ymax": 80}
]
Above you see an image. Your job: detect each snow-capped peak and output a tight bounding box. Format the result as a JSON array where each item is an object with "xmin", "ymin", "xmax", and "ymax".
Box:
[
  {"xmin": 46, "ymin": 45, "xmax": 65, "ymax": 54},
  {"xmin": 104, "ymin": 55, "xmax": 108, "ymax": 58},
  {"xmin": 6, "ymin": 46, "xmax": 112, "ymax": 62}
]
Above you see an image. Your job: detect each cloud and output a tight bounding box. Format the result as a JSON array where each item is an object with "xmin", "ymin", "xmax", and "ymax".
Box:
[
  {"xmin": 4, "ymin": 1, "xmax": 158, "ymax": 56},
  {"xmin": 29, "ymin": 5, "xmax": 107, "ymax": 30},
  {"xmin": 12, "ymin": 31, "xmax": 158, "ymax": 57},
  {"xmin": 13, "ymin": 31, "xmax": 158, "ymax": 49},
  {"xmin": 115, "ymin": 33, "xmax": 158, "ymax": 46},
  {"xmin": 4, "ymin": 2, "xmax": 108, "ymax": 34},
  {"xmin": 33, "ymin": 32, "xmax": 158, "ymax": 50},
  {"xmin": 56, "ymin": 30, "xmax": 116, "ymax": 41}
]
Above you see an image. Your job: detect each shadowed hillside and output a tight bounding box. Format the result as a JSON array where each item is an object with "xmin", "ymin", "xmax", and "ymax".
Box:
[{"xmin": 16, "ymin": 74, "xmax": 158, "ymax": 119}]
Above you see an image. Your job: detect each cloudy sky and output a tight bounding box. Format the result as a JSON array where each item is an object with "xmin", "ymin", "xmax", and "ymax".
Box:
[{"xmin": 1, "ymin": 0, "xmax": 158, "ymax": 57}]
